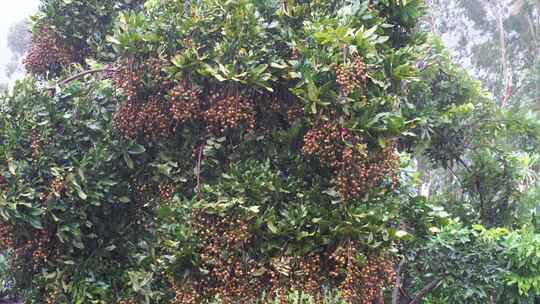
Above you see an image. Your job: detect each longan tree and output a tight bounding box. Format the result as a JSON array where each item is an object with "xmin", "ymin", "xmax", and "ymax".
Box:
[{"xmin": 0, "ymin": 0, "xmax": 442, "ymax": 303}]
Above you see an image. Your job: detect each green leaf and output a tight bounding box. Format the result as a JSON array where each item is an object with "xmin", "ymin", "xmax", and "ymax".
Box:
[
  {"xmin": 395, "ymin": 230, "xmax": 409, "ymax": 238},
  {"xmin": 364, "ymin": 25, "xmax": 377, "ymax": 38},
  {"xmin": 307, "ymin": 81, "xmax": 320, "ymax": 102},
  {"xmin": 8, "ymin": 160, "xmax": 16, "ymax": 175},
  {"xmin": 270, "ymin": 62, "xmax": 287, "ymax": 69},
  {"xmin": 252, "ymin": 64, "xmax": 269, "ymax": 77},
  {"xmin": 128, "ymin": 143, "xmax": 146, "ymax": 155},
  {"xmin": 247, "ymin": 206, "xmax": 260, "ymax": 213},
  {"xmin": 119, "ymin": 196, "xmax": 131, "ymax": 203},
  {"xmin": 123, "ymin": 152, "xmax": 135, "ymax": 169},
  {"xmin": 267, "ymin": 221, "xmax": 279, "ymax": 234},
  {"xmin": 29, "ymin": 217, "xmax": 43, "ymax": 229},
  {"xmin": 106, "ymin": 35, "xmax": 121, "ymax": 45},
  {"xmin": 77, "ymin": 189, "xmax": 88, "ymax": 200}
]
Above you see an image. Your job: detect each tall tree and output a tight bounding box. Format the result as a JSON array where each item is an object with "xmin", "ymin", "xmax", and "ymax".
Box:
[{"xmin": 432, "ymin": 0, "xmax": 540, "ymax": 106}]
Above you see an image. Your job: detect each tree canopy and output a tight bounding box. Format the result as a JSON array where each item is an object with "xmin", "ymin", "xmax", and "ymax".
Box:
[{"xmin": 0, "ymin": 1, "xmax": 539, "ymax": 304}]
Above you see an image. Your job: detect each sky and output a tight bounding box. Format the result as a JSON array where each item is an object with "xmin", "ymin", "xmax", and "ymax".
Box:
[{"xmin": 0, "ymin": 1, "xmax": 39, "ymax": 83}]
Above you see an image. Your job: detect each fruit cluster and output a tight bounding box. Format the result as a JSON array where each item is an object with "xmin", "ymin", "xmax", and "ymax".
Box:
[
  {"xmin": 203, "ymin": 94, "xmax": 256, "ymax": 135},
  {"xmin": 31, "ymin": 130, "xmax": 43, "ymax": 159},
  {"xmin": 50, "ymin": 177, "xmax": 66, "ymax": 197},
  {"xmin": 169, "ymin": 210, "xmax": 397, "ymax": 304},
  {"xmin": 0, "ymin": 222, "xmax": 15, "ymax": 250},
  {"xmin": 335, "ymin": 141, "xmax": 400, "ymax": 200},
  {"xmin": 113, "ymin": 96, "xmax": 171, "ymax": 141},
  {"xmin": 147, "ymin": 56, "xmax": 172, "ymax": 86},
  {"xmin": 169, "ymin": 82, "xmax": 201, "ymax": 126},
  {"xmin": 302, "ymin": 123, "xmax": 344, "ymax": 168},
  {"xmin": 171, "ymin": 214, "xmax": 262, "ymax": 304},
  {"xmin": 335, "ymin": 56, "xmax": 368, "ymax": 97},
  {"xmin": 159, "ymin": 182, "xmax": 176, "ymax": 201},
  {"xmin": 113, "ymin": 58, "xmax": 142, "ymax": 102},
  {"xmin": 139, "ymin": 96, "xmax": 171, "ymax": 141},
  {"xmin": 358, "ymin": 255, "xmax": 396, "ymax": 304},
  {"xmin": 303, "ymin": 123, "xmax": 399, "ymax": 199},
  {"xmin": 24, "ymin": 25, "xmax": 75, "ymax": 77},
  {"xmin": 31, "ymin": 229, "xmax": 51, "ymax": 271},
  {"xmin": 286, "ymin": 99, "xmax": 305, "ymax": 126},
  {"xmin": 331, "ymin": 243, "xmax": 395, "ymax": 304},
  {"xmin": 113, "ymin": 101, "xmax": 142, "ymax": 139},
  {"xmin": 45, "ymin": 287, "xmax": 61, "ymax": 304},
  {"xmin": 113, "ymin": 55, "xmax": 264, "ymax": 140}
]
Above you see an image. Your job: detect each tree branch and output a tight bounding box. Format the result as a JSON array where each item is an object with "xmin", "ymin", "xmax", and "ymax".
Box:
[
  {"xmin": 47, "ymin": 66, "xmax": 116, "ymax": 96},
  {"xmin": 196, "ymin": 143, "xmax": 205, "ymax": 198},
  {"xmin": 408, "ymin": 279, "xmax": 443, "ymax": 304},
  {"xmin": 392, "ymin": 258, "xmax": 406, "ymax": 304}
]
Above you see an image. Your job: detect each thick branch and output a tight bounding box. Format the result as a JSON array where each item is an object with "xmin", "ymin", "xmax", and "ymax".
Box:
[
  {"xmin": 392, "ymin": 258, "xmax": 406, "ymax": 304},
  {"xmin": 60, "ymin": 67, "xmax": 114, "ymax": 86},
  {"xmin": 408, "ymin": 279, "xmax": 443, "ymax": 304},
  {"xmin": 196, "ymin": 143, "xmax": 205, "ymax": 197},
  {"xmin": 47, "ymin": 66, "xmax": 116, "ymax": 95}
]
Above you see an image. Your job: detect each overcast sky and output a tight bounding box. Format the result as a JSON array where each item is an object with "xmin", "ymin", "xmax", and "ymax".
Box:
[{"xmin": 0, "ymin": 1, "xmax": 39, "ymax": 83}]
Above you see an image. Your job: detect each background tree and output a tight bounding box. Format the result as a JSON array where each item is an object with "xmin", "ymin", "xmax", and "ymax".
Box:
[
  {"xmin": 5, "ymin": 20, "xmax": 31, "ymax": 78},
  {"xmin": 430, "ymin": 0, "xmax": 540, "ymax": 106}
]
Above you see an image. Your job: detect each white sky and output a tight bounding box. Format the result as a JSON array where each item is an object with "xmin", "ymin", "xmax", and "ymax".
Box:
[{"xmin": 0, "ymin": 1, "xmax": 39, "ymax": 83}]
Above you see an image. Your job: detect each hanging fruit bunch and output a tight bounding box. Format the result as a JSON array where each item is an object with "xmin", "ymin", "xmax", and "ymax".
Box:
[
  {"xmin": 159, "ymin": 182, "xmax": 176, "ymax": 201},
  {"xmin": 113, "ymin": 101, "xmax": 143, "ymax": 140},
  {"xmin": 170, "ymin": 213, "xmax": 262, "ymax": 304},
  {"xmin": 112, "ymin": 59, "xmax": 174, "ymax": 141},
  {"xmin": 24, "ymin": 24, "xmax": 77, "ymax": 77},
  {"xmin": 302, "ymin": 122, "xmax": 344, "ymax": 168},
  {"xmin": 335, "ymin": 56, "xmax": 368, "ymax": 97},
  {"xmin": 169, "ymin": 81, "xmax": 201, "ymax": 127},
  {"xmin": 0, "ymin": 221, "xmax": 15, "ymax": 251},
  {"xmin": 202, "ymin": 93, "xmax": 256, "ymax": 136},
  {"xmin": 335, "ymin": 140, "xmax": 400, "ymax": 200},
  {"xmin": 302, "ymin": 122, "xmax": 400, "ymax": 199},
  {"xmin": 169, "ymin": 219, "xmax": 398, "ymax": 304},
  {"xmin": 331, "ymin": 242, "xmax": 396, "ymax": 304},
  {"xmin": 138, "ymin": 95, "xmax": 171, "ymax": 141}
]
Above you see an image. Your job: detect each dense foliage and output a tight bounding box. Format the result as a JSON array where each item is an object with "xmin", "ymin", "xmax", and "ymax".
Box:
[{"xmin": 0, "ymin": 0, "xmax": 539, "ymax": 304}]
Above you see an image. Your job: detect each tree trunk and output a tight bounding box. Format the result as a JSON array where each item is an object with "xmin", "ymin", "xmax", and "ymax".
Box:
[{"xmin": 495, "ymin": 2, "xmax": 511, "ymax": 105}]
